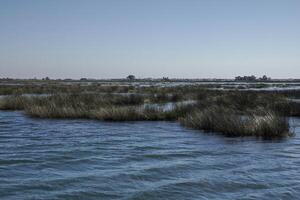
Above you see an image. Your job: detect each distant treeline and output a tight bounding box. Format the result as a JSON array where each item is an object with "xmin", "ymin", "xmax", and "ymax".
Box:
[
  {"xmin": 0, "ymin": 76, "xmax": 300, "ymax": 82},
  {"xmin": 235, "ymin": 75, "xmax": 271, "ymax": 81}
]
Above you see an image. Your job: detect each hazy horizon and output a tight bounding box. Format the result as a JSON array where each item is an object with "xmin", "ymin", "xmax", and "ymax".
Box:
[{"xmin": 1, "ymin": 0, "xmax": 300, "ymax": 79}]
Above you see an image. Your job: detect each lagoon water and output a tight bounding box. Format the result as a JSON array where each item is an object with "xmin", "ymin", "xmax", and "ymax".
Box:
[{"xmin": 1, "ymin": 111, "xmax": 300, "ymax": 200}]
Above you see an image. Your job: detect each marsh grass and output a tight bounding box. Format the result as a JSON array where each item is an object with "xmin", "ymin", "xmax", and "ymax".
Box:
[
  {"xmin": 0, "ymin": 93, "xmax": 180, "ymax": 120},
  {"xmin": 0, "ymin": 89, "xmax": 298, "ymax": 137},
  {"xmin": 195, "ymin": 91, "xmax": 299, "ymax": 116},
  {"xmin": 180, "ymin": 106, "xmax": 291, "ymax": 138},
  {"xmin": 0, "ymin": 93, "xmax": 144, "ymax": 108},
  {"xmin": 24, "ymin": 105, "xmax": 182, "ymax": 121},
  {"xmin": 0, "ymin": 95, "xmax": 28, "ymax": 110}
]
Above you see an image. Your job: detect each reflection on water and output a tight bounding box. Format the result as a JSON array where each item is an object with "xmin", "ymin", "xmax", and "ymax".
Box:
[{"xmin": 0, "ymin": 111, "xmax": 300, "ymax": 200}]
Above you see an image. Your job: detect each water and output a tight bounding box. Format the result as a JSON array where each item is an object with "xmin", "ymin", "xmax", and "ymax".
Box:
[{"xmin": 1, "ymin": 111, "xmax": 300, "ymax": 200}]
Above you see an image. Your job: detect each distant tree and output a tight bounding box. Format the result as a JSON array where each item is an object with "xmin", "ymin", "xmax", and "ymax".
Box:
[
  {"xmin": 244, "ymin": 75, "xmax": 256, "ymax": 81},
  {"xmin": 235, "ymin": 76, "xmax": 242, "ymax": 81},
  {"xmin": 162, "ymin": 77, "xmax": 170, "ymax": 81},
  {"xmin": 127, "ymin": 75, "xmax": 135, "ymax": 81},
  {"xmin": 42, "ymin": 77, "xmax": 50, "ymax": 81},
  {"xmin": 258, "ymin": 75, "xmax": 271, "ymax": 81},
  {"xmin": 262, "ymin": 75, "xmax": 268, "ymax": 80}
]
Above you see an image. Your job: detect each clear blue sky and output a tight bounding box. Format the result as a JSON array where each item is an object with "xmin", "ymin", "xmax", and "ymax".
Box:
[{"xmin": 0, "ymin": 0, "xmax": 299, "ymax": 79}]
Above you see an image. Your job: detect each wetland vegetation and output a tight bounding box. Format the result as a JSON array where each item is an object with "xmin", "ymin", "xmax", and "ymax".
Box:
[{"xmin": 0, "ymin": 79, "xmax": 299, "ymax": 138}]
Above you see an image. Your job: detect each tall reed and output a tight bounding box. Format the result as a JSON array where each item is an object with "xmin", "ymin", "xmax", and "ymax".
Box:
[{"xmin": 180, "ymin": 106, "xmax": 291, "ymax": 138}]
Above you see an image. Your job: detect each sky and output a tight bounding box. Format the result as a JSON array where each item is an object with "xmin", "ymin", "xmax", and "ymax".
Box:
[{"xmin": 0, "ymin": 0, "xmax": 299, "ymax": 79}]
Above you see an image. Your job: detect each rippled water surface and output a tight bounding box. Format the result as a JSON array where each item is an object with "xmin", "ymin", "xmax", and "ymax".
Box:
[{"xmin": 1, "ymin": 111, "xmax": 300, "ymax": 200}]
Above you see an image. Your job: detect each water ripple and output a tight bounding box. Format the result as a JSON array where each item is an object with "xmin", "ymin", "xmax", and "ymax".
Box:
[{"xmin": 0, "ymin": 111, "xmax": 300, "ymax": 200}]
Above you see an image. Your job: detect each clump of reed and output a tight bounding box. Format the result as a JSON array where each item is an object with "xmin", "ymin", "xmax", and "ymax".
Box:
[
  {"xmin": 25, "ymin": 104, "xmax": 91, "ymax": 119},
  {"xmin": 0, "ymin": 95, "xmax": 29, "ymax": 110},
  {"xmin": 25, "ymin": 104, "xmax": 180, "ymax": 121},
  {"xmin": 24, "ymin": 104, "xmax": 139, "ymax": 120},
  {"xmin": 0, "ymin": 93, "xmax": 144, "ymax": 109},
  {"xmin": 180, "ymin": 106, "xmax": 291, "ymax": 138},
  {"xmin": 0, "ymin": 94, "xmax": 149, "ymax": 120}
]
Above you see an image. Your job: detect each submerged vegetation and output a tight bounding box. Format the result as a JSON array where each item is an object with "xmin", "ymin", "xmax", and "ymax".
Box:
[{"xmin": 0, "ymin": 80, "xmax": 299, "ymax": 138}]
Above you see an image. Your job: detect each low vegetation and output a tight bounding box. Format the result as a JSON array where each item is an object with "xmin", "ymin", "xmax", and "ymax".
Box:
[
  {"xmin": 0, "ymin": 81, "xmax": 298, "ymax": 138},
  {"xmin": 180, "ymin": 106, "xmax": 291, "ymax": 138},
  {"xmin": 0, "ymin": 94, "xmax": 194, "ymax": 121}
]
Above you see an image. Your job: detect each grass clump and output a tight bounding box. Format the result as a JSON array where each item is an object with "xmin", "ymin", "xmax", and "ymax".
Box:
[
  {"xmin": 25, "ymin": 105, "xmax": 91, "ymax": 119},
  {"xmin": 180, "ymin": 106, "xmax": 291, "ymax": 138},
  {"xmin": 0, "ymin": 93, "xmax": 193, "ymax": 121},
  {"xmin": 24, "ymin": 104, "xmax": 188, "ymax": 121},
  {"xmin": 0, "ymin": 95, "xmax": 28, "ymax": 110}
]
